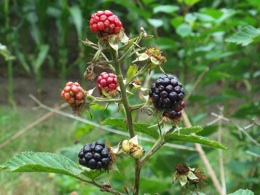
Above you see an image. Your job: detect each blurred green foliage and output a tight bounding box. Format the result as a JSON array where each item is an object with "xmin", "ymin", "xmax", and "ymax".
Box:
[{"xmin": 0, "ymin": 0, "xmax": 259, "ymax": 194}]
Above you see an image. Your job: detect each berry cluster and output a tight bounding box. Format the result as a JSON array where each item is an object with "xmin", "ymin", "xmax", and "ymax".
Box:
[
  {"xmin": 60, "ymin": 82, "xmax": 85, "ymax": 105},
  {"xmin": 90, "ymin": 10, "xmax": 122, "ymax": 37},
  {"xmin": 149, "ymin": 75, "xmax": 185, "ymax": 121},
  {"xmin": 97, "ymin": 72, "xmax": 118, "ymax": 95},
  {"xmin": 78, "ymin": 141, "xmax": 112, "ymax": 170}
]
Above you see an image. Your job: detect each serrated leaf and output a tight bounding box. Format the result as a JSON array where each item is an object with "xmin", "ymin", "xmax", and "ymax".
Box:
[
  {"xmin": 226, "ymin": 26, "xmax": 260, "ymax": 46},
  {"xmin": 1, "ymin": 152, "xmax": 105, "ymax": 180},
  {"xmin": 228, "ymin": 189, "xmax": 254, "ymax": 195},
  {"xmin": 2, "ymin": 152, "xmax": 81, "ymax": 176},
  {"xmin": 164, "ymin": 134, "xmax": 228, "ymax": 150},
  {"xmin": 126, "ymin": 65, "xmax": 138, "ymax": 84},
  {"xmin": 101, "ymin": 118, "xmax": 159, "ymax": 139},
  {"xmin": 173, "ymin": 126, "xmax": 203, "ymax": 135}
]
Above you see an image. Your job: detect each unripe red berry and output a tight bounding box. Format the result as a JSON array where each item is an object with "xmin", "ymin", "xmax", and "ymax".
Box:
[
  {"xmin": 97, "ymin": 72, "xmax": 118, "ymax": 96},
  {"xmin": 90, "ymin": 10, "xmax": 122, "ymax": 37},
  {"xmin": 61, "ymin": 82, "xmax": 86, "ymax": 105}
]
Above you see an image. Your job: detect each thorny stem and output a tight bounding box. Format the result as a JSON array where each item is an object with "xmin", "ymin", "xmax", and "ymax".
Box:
[
  {"xmin": 140, "ymin": 136, "xmax": 165, "ymax": 167},
  {"xmin": 110, "ymin": 49, "xmax": 135, "ymax": 138},
  {"xmin": 110, "ymin": 46, "xmax": 141, "ymax": 194},
  {"xmin": 74, "ymin": 176, "xmax": 124, "ymax": 195},
  {"xmin": 130, "ymin": 103, "xmax": 145, "ymax": 111},
  {"xmin": 95, "ymin": 97, "xmax": 122, "ymax": 103}
]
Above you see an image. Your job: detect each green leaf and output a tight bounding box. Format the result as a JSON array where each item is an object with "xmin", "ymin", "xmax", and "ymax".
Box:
[
  {"xmin": 164, "ymin": 134, "xmax": 228, "ymax": 150},
  {"xmin": 2, "ymin": 152, "xmax": 81, "ymax": 176},
  {"xmin": 69, "ymin": 6, "xmax": 83, "ymax": 38},
  {"xmin": 59, "ymin": 144, "xmax": 83, "ymax": 162},
  {"xmin": 174, "ymin": 126, "xmax": 203, "ymax": 135},
  {"xmin": 126, "ymin": 65, "xmax": 138, "ymax": 84},
  {"xmin": 148, "ymin": 19, "xmax": 163, "ymax": 28},
  {"xmin": 228, "ymin": 189, "xmax": 254, "ymax": 195},
  {"xmin": 226, "ymin": 26, "xmax": 260, "ymax": 46},
  {"xmin": 34, "ymin": 45, "xmax": 49, "ymax": 74},
  {"xmin": 246, "ymin": 146, "xmax": 260, "ymax": 158},
  {"xmin": 184, "ymin": 0, "xmax": 201, "ymax": 6},
  {"xmin": 1, "ymin": 152, "xmax": 104, "ymax": 180},
  {"xmin": 81, "ymin": 169, "xmax": 107, "ymax": 180},
  {"xmin": 153, "ymin": 5, "xmax": 179, "ymax": 14},
  {"xmin": 101, "ymin": 118, "xmax": 159, "ymax": 139},
  {"xmin": 15, "ymin": 49, "xmax": 31, "ymax": 74},
  {"xmin": 227, "ymin": 160, "xmax": 253, "ymax": 176},
  {"xmin": 176, "ymin": 24, "xmax": 192, "ymax": 37}
]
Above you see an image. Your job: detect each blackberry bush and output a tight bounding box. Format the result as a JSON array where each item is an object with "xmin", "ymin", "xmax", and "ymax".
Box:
[
  {"xmin": 1, "ymin": 9, "xmax": 228, "ymax": 195},
  {"xmin": 78, "ymin": 141, "xmax": 112, "ymax": 170}
]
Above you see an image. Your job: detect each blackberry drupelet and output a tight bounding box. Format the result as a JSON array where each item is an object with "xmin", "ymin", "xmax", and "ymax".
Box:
[
  {"xmin": 149, "ymin": 75, "xmax": 185, "ymax": 111},
  {"xmin": 78, "ymin": 141, "xmax": 111, "ymax": 170}
]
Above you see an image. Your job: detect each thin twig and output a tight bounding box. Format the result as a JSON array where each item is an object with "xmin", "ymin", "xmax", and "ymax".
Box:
[
  {"xmin": 208, "ymin": 112, "xmax": 260, "ymax": 146},
  {"xmin": 182, "ymin": 110, "xmax": 223, "ymax": 195},
  {"xmin": 29, "ymin": 95, "xmax": 196, "ymax": 151},
  {"xmin": 217, "ymin": 107, "xmax": 226, "ymax": 195},
  {"xmin": 0, "ymin": 102, "xmax": 68, "ymax": 150},
  {"xmin": 184, "ymin": 67, "xmax": 209, "ymax": 101}
]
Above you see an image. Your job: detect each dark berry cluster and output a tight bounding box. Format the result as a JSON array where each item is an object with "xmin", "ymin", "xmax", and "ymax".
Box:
[
  {"xmin": 90, "ymin": 10, "xmax": 122, "ymax": 37},
  {"xmin": 60, "ymin": 82, "xmax": 85, "ymax": 105},
  {"xmin": 149, "ymin": 75, "xmax": 186, "ymax": 121},
  {"xmin": 97, "ymin": 72, "xmax": 118, "ymax": 95},
  {"xmin": 78, "ymin": 141, "xmax": 111, "ymax": 170},
  {"xmin": 149, "ymin": 75, "xmax": 185, "ymax": 110}
]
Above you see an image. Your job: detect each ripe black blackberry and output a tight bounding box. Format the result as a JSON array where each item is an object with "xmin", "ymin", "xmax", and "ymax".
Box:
[
  {"xmin": 78, "ymin": 141, "xmax": 112, "ymax": 170},
  {"xmin": 149, "ymin": 75, "xmax": 185, "ymax": 111}
]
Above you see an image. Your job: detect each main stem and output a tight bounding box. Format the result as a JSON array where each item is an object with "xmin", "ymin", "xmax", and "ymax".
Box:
[
  {"xmin": 110, "ymin": 48, "xmax": 140, "ymax": 195},
  {"xmin": 111, "ymin": 50, "xmax": 135, "ymax": 138}
]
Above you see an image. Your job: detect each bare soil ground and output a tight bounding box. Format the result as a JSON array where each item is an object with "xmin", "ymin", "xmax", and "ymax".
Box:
[{"xmin": 0, "ymin": 76, "xmax": 64, "ymax": 108}]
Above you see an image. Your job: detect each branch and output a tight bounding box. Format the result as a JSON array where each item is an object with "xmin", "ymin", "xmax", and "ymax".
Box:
[
  {"xmin": 217, "ymin": 107, "xmax": 226, "ymax": 195},
  {"xmin": 29, "ymin": 95, "xmax": 196, "ymax": 151},
  {"xmin": 182, "ymin": 110, "xmax": 223, "ymax": 195}
]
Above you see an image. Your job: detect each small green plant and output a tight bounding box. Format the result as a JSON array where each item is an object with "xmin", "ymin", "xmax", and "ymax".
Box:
[{"xmin": 0, "ymin": 10, "xmax": 229, "ymax": 195}]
